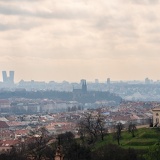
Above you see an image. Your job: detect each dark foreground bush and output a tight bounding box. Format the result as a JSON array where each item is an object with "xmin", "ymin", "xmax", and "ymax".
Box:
[{"xmin": 91, "ymin": 144, "xmax": 145, "ymax": 160}]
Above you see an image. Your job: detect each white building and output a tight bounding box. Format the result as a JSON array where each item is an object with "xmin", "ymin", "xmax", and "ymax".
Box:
[{"xmin": 152, "ymin": 108, "xmax": 160, "ymax": 127}]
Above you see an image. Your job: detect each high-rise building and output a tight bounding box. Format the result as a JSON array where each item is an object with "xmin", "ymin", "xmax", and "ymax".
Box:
[
  {"xmin": 145, "ymin": 78, "xmax": 150, "ymax": 84},
  {"xmin": 9, "ymin": 71, "xmax": 14, "ymax": 83},
  {"xmin": 95, "ymin": 79, "xmax": 99, "ymax": 83},
  {"xmin": 107, "ymin": 78, "xmax": 110, "ymax": 85},
  {"xmin": 2, "ymin": 71, "xmax": 7, "ymax": 82},
  {"xmin": 2, "ymin": 71, "xmax": 14, "ymax": 84},
  {"xmin": 107, "ymin": 78, "xmax": 110, "ymax": 92}
]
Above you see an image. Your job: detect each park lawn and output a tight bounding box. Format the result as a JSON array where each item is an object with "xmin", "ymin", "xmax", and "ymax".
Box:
[{"xmin": 94, "ymin": 127, "xmax": 160, "ymax": 150}]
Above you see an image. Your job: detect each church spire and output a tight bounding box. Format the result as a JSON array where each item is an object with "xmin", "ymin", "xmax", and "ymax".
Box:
[{"xmin": 54, "ymin": 145, "xmax": 64, "ymax": 160}]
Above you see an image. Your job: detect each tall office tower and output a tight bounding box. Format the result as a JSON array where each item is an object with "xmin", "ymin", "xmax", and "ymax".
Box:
[
  {"xmin": 9, "ymin": 71, "xmax": 14, "ymax": 83},
  {"xmin": 2, "ymin": 71, "xmax": 7, "ymax": 82},
  {"xmin": 95, "ymin": 79, "xmax": 99, "ymax": 83},
  {"xmin": 107, "ymin": 78, "xmax": 110, "ymax": 91},
  {"xmin": 145, "ymin": 78, "xmax": 150, "ymax": 84},
  {"xmin": 80, "ymin": 79, "xmax": 85, "ymax": 85},
  {"xmin": 2, "ymin": 71, "xmax": 15, "ymax": 84},
  {"xmin": 107, "ymin": 78, "xmax": 110, "ymax": 85}
]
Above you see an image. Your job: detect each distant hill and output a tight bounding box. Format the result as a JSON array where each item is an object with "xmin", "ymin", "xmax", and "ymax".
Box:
[{"xmin": 0, "ymin": 90, "xmax": 122, "ymax": 104}]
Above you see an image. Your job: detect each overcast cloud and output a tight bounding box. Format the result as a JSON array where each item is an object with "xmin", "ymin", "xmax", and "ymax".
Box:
[{"xmin": 0, "ymin": 0, "xmax": 160, "ymax": 82}]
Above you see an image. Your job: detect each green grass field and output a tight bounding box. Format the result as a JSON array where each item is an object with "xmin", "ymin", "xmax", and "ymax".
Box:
[{"xmin": 95, "ymin": 127, "xmax": 160, "ymax": 150}]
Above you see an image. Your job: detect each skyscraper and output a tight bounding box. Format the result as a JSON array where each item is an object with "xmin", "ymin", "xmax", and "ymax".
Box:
[
  {"xmin": 9, "ymin": 71, "xmax": 14, "ymax": 83},
  {"xmin": 2, "ymin": 71, "xmax": 7, "ymax": 82},
  {"xmin": 2, "ymin": 71, "xmax": 14, "ymax": 84},
  {"xmin": 107, "ymin": 78, "xmax": 110, "ymax": 92},
  {"xmin": 107, "ymin": 78, "xmax": 110, "ymax": 85}
]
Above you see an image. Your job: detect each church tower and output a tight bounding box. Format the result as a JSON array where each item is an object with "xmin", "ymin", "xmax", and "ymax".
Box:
[
  {"xmin": 81, "ymin": 79, "xmax": 87, "ymax": 93},
  {"xmin": 54, "ymin": 146, "xmax": 64, "ymax": 160}
]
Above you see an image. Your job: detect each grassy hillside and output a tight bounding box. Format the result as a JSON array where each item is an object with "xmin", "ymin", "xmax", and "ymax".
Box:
[{"xmin": 95, "ymin": 127, "xmax": 160, "ymax": 150}]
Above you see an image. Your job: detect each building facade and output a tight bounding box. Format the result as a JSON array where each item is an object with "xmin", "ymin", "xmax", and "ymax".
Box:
[{"xmin": 152, "ymin": 108, "xmax": 160, "ymax": 127}]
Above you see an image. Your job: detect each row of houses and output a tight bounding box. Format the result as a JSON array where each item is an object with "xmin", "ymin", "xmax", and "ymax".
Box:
[{"xmin": 0, "ymin": 99, "xmax": 83, "ymax": 113}]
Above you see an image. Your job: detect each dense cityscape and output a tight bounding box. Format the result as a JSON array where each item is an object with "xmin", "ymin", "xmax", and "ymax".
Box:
[
  {"xmin": 0, "ymin": 71, "xmax": 160, "ymax": 159},
  {"xmin": 2, "ymin": 0, "xmax": 160, "ymax": 159}
]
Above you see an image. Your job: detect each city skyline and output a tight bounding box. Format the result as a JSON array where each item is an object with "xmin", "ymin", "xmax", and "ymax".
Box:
[
  {"xmin": 1, "ymin": 0, "xmax": 160, "ymax": 82},
  {"xmin": 0, "ymin": 70, "xmax": 158, "ymax": 83}
]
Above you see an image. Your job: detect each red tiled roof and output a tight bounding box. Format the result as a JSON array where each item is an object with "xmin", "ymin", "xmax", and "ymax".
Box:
[
  {"xmin": 0, "ymin": 121, "xmax": 9, "ymax": 128},
  {"xmin": 0, "ymin": 99, "xmax": 9, "ymax": 104},
  {"xmin": 0, "ymin": 140, "xmax": 20, "ymax": 147},
  {"xmin": 15, "ymin": 129, "xmax": 29, "ymax": 135}
]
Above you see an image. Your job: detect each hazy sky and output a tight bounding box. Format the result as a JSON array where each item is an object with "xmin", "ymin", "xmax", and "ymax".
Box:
[{"xmin": 1, "ymin": 0, "xmax": 160, "ymax": 82}]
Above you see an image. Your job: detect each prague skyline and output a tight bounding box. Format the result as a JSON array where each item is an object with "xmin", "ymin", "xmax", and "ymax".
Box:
[
  {"xmin": 0, "ymin": 70, "xmax": 158, "ymax": 83},
  {"xmin": 1, "ymin": 0, "xmax": 160, "ymax": 82}
]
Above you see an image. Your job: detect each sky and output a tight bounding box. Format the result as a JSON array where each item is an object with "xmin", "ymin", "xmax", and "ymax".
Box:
[{"xmin": 0, "ymin": 0, "xmax": 160, "ymax": 82}]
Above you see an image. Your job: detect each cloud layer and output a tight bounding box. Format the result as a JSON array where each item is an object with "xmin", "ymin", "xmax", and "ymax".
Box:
[{"xmin": 0, "ymin": 0, "xmax": 160, "ymax": 82}]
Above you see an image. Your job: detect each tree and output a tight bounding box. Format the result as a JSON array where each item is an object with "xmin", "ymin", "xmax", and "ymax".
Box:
[
  {"xmin": 78, "ymin": 111, "xmax": 106, "ymax": 144},
  {"xmin": 96, "ymin": 112, "xmax": 106, "ymax": 141},
  {"xmin": 91, "ymin": 144, "xmax": 142, "ymax": 160},
  {"xmin": 128, "ymin": 122, "xmax": 137, "ymax": 137},
  {"xmin": 56, "ymin": 132, "xmax": 91, "ymax": 160},
  {"xmin": 0, "ymin": 127, "xmax": 54, "ymax": 160},
  {"xmin": 114, "ymin": 122, "xmax": 123, "ymax": 145},
  {"xmin": 27, "ymin": 127, "xmax": 51, "ymax": 160},
  {"xmin": 57, "ymin": 131, "xmax": 75, "ymax": 145}
]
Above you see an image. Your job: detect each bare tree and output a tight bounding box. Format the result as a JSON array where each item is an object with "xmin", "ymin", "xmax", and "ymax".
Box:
[
  {"xmin": 96, "ymin": 112, "xmax": 106, "ymax": 141},
  {"xmin": 78, "ymin": 111, "xmax": 106, "ymax": 144},
  {"xmin": 128, "ymin": 122, "xmax": 137, "ymax": 137},
  {"xmin": 114, "ymin": 122, "xmax": 123, "ymax": 145},
  {"xmin": 27, "ymin": 127, "xmax": 50, "ymax": 160}
]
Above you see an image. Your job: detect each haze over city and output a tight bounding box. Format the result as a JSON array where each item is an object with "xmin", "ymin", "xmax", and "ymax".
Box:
[{"xmin": 1, "ymin": 0, "xmax": 160, "ymax": 82}]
